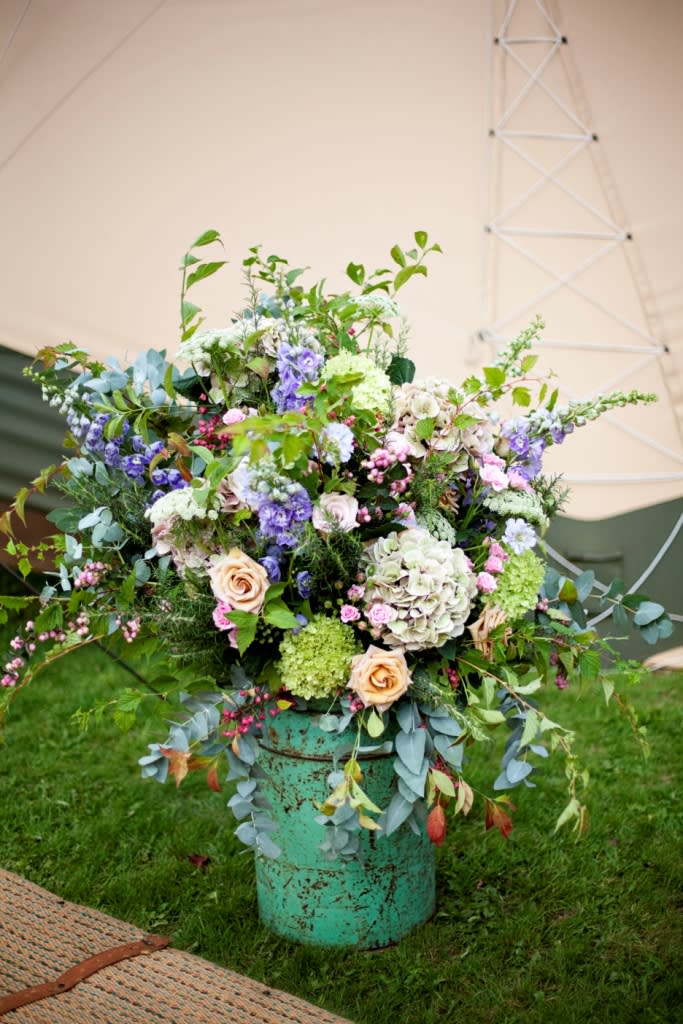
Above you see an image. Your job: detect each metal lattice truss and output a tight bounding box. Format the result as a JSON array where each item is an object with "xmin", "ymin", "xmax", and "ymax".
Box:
[{"xmin": 479, "ymin": 0, "xmax": 683, "ymax": 488}]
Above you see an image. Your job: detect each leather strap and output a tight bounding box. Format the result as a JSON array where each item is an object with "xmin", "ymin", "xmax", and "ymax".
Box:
[{"xmin": 0, "ymin": 934, "xmax": 170, "ymax": 1015}]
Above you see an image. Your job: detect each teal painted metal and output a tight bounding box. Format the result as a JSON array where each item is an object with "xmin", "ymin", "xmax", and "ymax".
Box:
[{"xmin": 255, "ymin": 705, "xmax": 435, "ymax": 949}]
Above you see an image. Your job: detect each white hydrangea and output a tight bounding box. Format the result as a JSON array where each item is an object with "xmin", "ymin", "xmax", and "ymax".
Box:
[
  {"xmin": 361, "ymin": 528, "xmax": 477, "ymax": 650},
  {"xmin": 145, "ymin": 486, "xmax": 218, "ymax": 527},
  {"xmin": 387, "ymin": 378, "xmax": 494, "ymax": 463}
]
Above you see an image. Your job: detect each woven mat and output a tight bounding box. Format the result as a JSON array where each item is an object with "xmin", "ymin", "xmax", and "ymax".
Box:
[{"xmin": 0, "ymin": 868, "xmax": 355, "ymax": 1024}]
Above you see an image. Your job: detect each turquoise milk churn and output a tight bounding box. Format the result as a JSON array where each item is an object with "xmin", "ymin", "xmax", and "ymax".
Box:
[{"xmin": 254, "ymin": 704, "xmax": 436, "ymax": 948}]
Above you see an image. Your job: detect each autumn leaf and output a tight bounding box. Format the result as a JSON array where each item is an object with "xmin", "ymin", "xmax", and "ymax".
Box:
[
  {"xmin": 160, "ymin": 747, "xmax": 191, "ymax": 787},
  {"xmin": 485, "ymin": 798, "xmax": 515, "ymax": 839},
  {"xmin": 187, "ymin": 853, "xmax": 211, "ymax": 869},
  {"xmin": 207, "ymin": 762, "xmax": 221, "ymax": 793},
  {"xmin": 426, "ymin": 804, "xmax": 447, "ymax": 847},
  {"xmin": 454, "ymin": 779, "xmax": 474, "ymax": 816}
]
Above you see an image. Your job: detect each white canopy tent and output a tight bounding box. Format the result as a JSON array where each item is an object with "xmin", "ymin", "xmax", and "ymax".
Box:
[{"xmin": 0, "ymin": 0, "xmax": 681, "ymax": 648}]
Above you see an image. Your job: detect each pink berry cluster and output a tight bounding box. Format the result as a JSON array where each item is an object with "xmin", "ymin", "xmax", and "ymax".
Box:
[
  {"xmin": 361, "ymin": 442, "xmax": 414, "ymax": 497},
  {"xmin": 548, "ymin": 648, "xmax": 569, "ymax": 690},
  {"xmin": 222, "ymin": 686, "xmax": 281, "ymax": 739},
  {"xmin": 115, "ymin": 615, "xmax": 141, "ymax": 642},
  {"xmin": 2, "ymin": 613, "xmax": 90, "ymax": 687},
  {"xmin": 73, "ymin": 560, "xmax": 109, "ymax": 589}
]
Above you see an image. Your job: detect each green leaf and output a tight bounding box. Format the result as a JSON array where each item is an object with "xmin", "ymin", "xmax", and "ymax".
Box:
[
  {"xmin": 612, "ymin": 602, "xmax": 629, "ymax": 636},
  {"xmin": 181, "ymin": 253, "xmax": 201, "ymax": 268},
  {"xmin": 366, "ymin": 709, "xmax": 385, "ymax": 738},
  {"xmin": 222, "ymin": 610, "xmax": 258, "ymax": 655},
  {"xmin": 393, "ymin": 264, "xmax": 427, "ymax": 292},
  {"xmin": 512, "ymin": 386, "xmax": 531, "ymax": 407},
  {"xmin": 414, "ymin": 230, "xmax": 428, "ymax": 248},
  {"xmin": 188, "ymin": 444, "xmax": 214, "ymax": 465},
  {"xmin": 633, "ymin": 601, "xmax": 666, "ymax": 626},
  {"xmin": 520, "ymin": 354, "xmax": 539, "ymax": 372},
  {"xmin": 13, "ymin": 488, "xmax": 29, "ymax": 526},
  {"xmin": 601, "ymin": 678, "xmax": 615, "ymax": 705},
  {"xmin": 190, "ymin": 229, "xmax": 222, "ymax": 248},
  {"xmin": 415, "ymin": 417, "xmax": 435, "ymax": 441},
  {"xmin": 186, "ymin": 261, "xmax": 227, "ymax": 289},
  {"xmin": 554, "ymin": 797, "xmax": 580, "ymax": 832},
  {"xmin": 559, "ymin": 579, "xmax": 578, "ymax": 604},
  {"xmin": 285, "ymin": 268, "xmax": 305, "ymax": 286},
  {"xmin": 262, "ymin": 601, "xmax": 300, "ymax": 630},
  {"xmin": 430, "ymin": 768, "xmax": 456, "ymax": 798},
  {"xmin": 578, "ymin": 649, "xmax": 601, "ymax": 683},
  {"xmin": 346, "ymin": 262, "xmax": 365, "ymax": 285},
  {"xmin": 575, "ymin": 571, "xmax": 595, "ymax": 604},
  {"xmin": 390, "ymin": 244, "xmax": 406, "ymax": 268},
  {"xmin": 387, "ymin": 355, "xmax": 415, "ymax": 385},
  {"xmin": 181, "ymin": 299, "xmax": 201, "ymax": 326},
  {"xmin": 483, "ymin": 366, "xmax": 506, "ymax": 389},
  {"xmin": 519, "ymin": 708, "xmax": 540, "ymax": 749}
]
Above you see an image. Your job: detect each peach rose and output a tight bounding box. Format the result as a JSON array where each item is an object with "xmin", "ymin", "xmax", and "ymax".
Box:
[
  {"xmin": 348, "ymin": 644, "xmax": 411, "ymax": 712},
  {"xmin": 208, "ymin": 548, "xmax": 269, "ymax": 613}
]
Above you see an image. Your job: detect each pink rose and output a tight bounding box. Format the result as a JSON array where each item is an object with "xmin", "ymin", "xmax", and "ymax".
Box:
[
  {"xmin": 480, "ymin": 464, "xmax": 509, "ymax": 492},
  {"xmin": 507, "ymin": 469, "xmax": 531, "ymax": 491},
  {"xmin": 366, "ymin": 602, "xmax": 397, "ymax": 627},
  {"xmin": 476, "ymin": 572, "xmax": 497, "ymax": 594},
  {"xmin": 340, "ymin": 604, "xmax": 361, "ymax": 623},
  {"xmin": 222, "ymin": 408, "xmax": 247, "ymax": 425},
  {"xmin": 213, "ymin": 601, "xmax": 234, "ymax": 631},
  {"xmin": 484, "ymin": 555, "xmax": 505, "ymax": 574}
]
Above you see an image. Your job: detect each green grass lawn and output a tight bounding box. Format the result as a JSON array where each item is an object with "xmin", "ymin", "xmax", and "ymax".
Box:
[{"xmin": 1, "ymin": 642, "xmax": 681, "ymax": 1024}]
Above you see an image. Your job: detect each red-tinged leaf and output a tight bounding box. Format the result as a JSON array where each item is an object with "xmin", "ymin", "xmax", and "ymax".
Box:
[
  {"xmin": 207, "ymin": 762, "xmax": 221, "ymax": 793},
  {"xmin": 454, "ymin": 779, "xmax": 474, "ymax": 816},
  {"xmin": 426, "ymin": 804, "xmax": 447, "ymax": 847},
  {"xmin": 485, "ymin": 798, "xmax": 515, "ymax": 839},
  {"xmin": 187, "ymin": 853, "xmax": 211, "ymax": 869},
  {"xmin": 160, "ymin": 747, "xmax": 191, "ymax": 787}
]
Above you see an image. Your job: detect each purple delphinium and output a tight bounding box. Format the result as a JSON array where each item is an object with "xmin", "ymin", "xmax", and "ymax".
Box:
[
  {"xmin": 257, "ymin": 485, "xmax": 313, "ymax": 548},
  {"xmin": 272, "ymin": 342, "xmax": 324, "ymax": 413}
]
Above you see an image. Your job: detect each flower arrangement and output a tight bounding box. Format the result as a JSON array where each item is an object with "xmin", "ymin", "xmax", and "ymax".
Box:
[{"xmin": 0, "ymin": 229, "xmax": 673, "ymax": 861}]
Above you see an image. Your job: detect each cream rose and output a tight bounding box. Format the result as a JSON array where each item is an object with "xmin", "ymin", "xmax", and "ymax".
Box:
[
  {"xmin": 208, "ymin": 548, "xmax": 269, "ymax": 613},
  {"xmin": 348, "ymin": 645, "xmax": 411, "ymax": 712},
  {"xmin": 311, "ymin": 492, "xmax": 359, "ymax": 534}
]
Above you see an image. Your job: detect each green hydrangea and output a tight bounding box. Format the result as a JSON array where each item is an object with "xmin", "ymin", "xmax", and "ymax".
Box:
[
  {"xmin": 277, "ymin": 615, "xmax": 360, "ymax": 700},
  {"xmin": 321, "ymin": 352, "xmax": 393, "ymax": 415},
  {"xmin": 488, "ymin": 549, "xmax": 545, "ymax": 618}
]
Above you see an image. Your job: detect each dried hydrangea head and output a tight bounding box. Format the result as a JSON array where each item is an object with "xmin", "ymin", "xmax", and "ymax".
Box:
[{"xmin": 361, "ymin": 528, "xmax": 477, "ymax": 651}]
